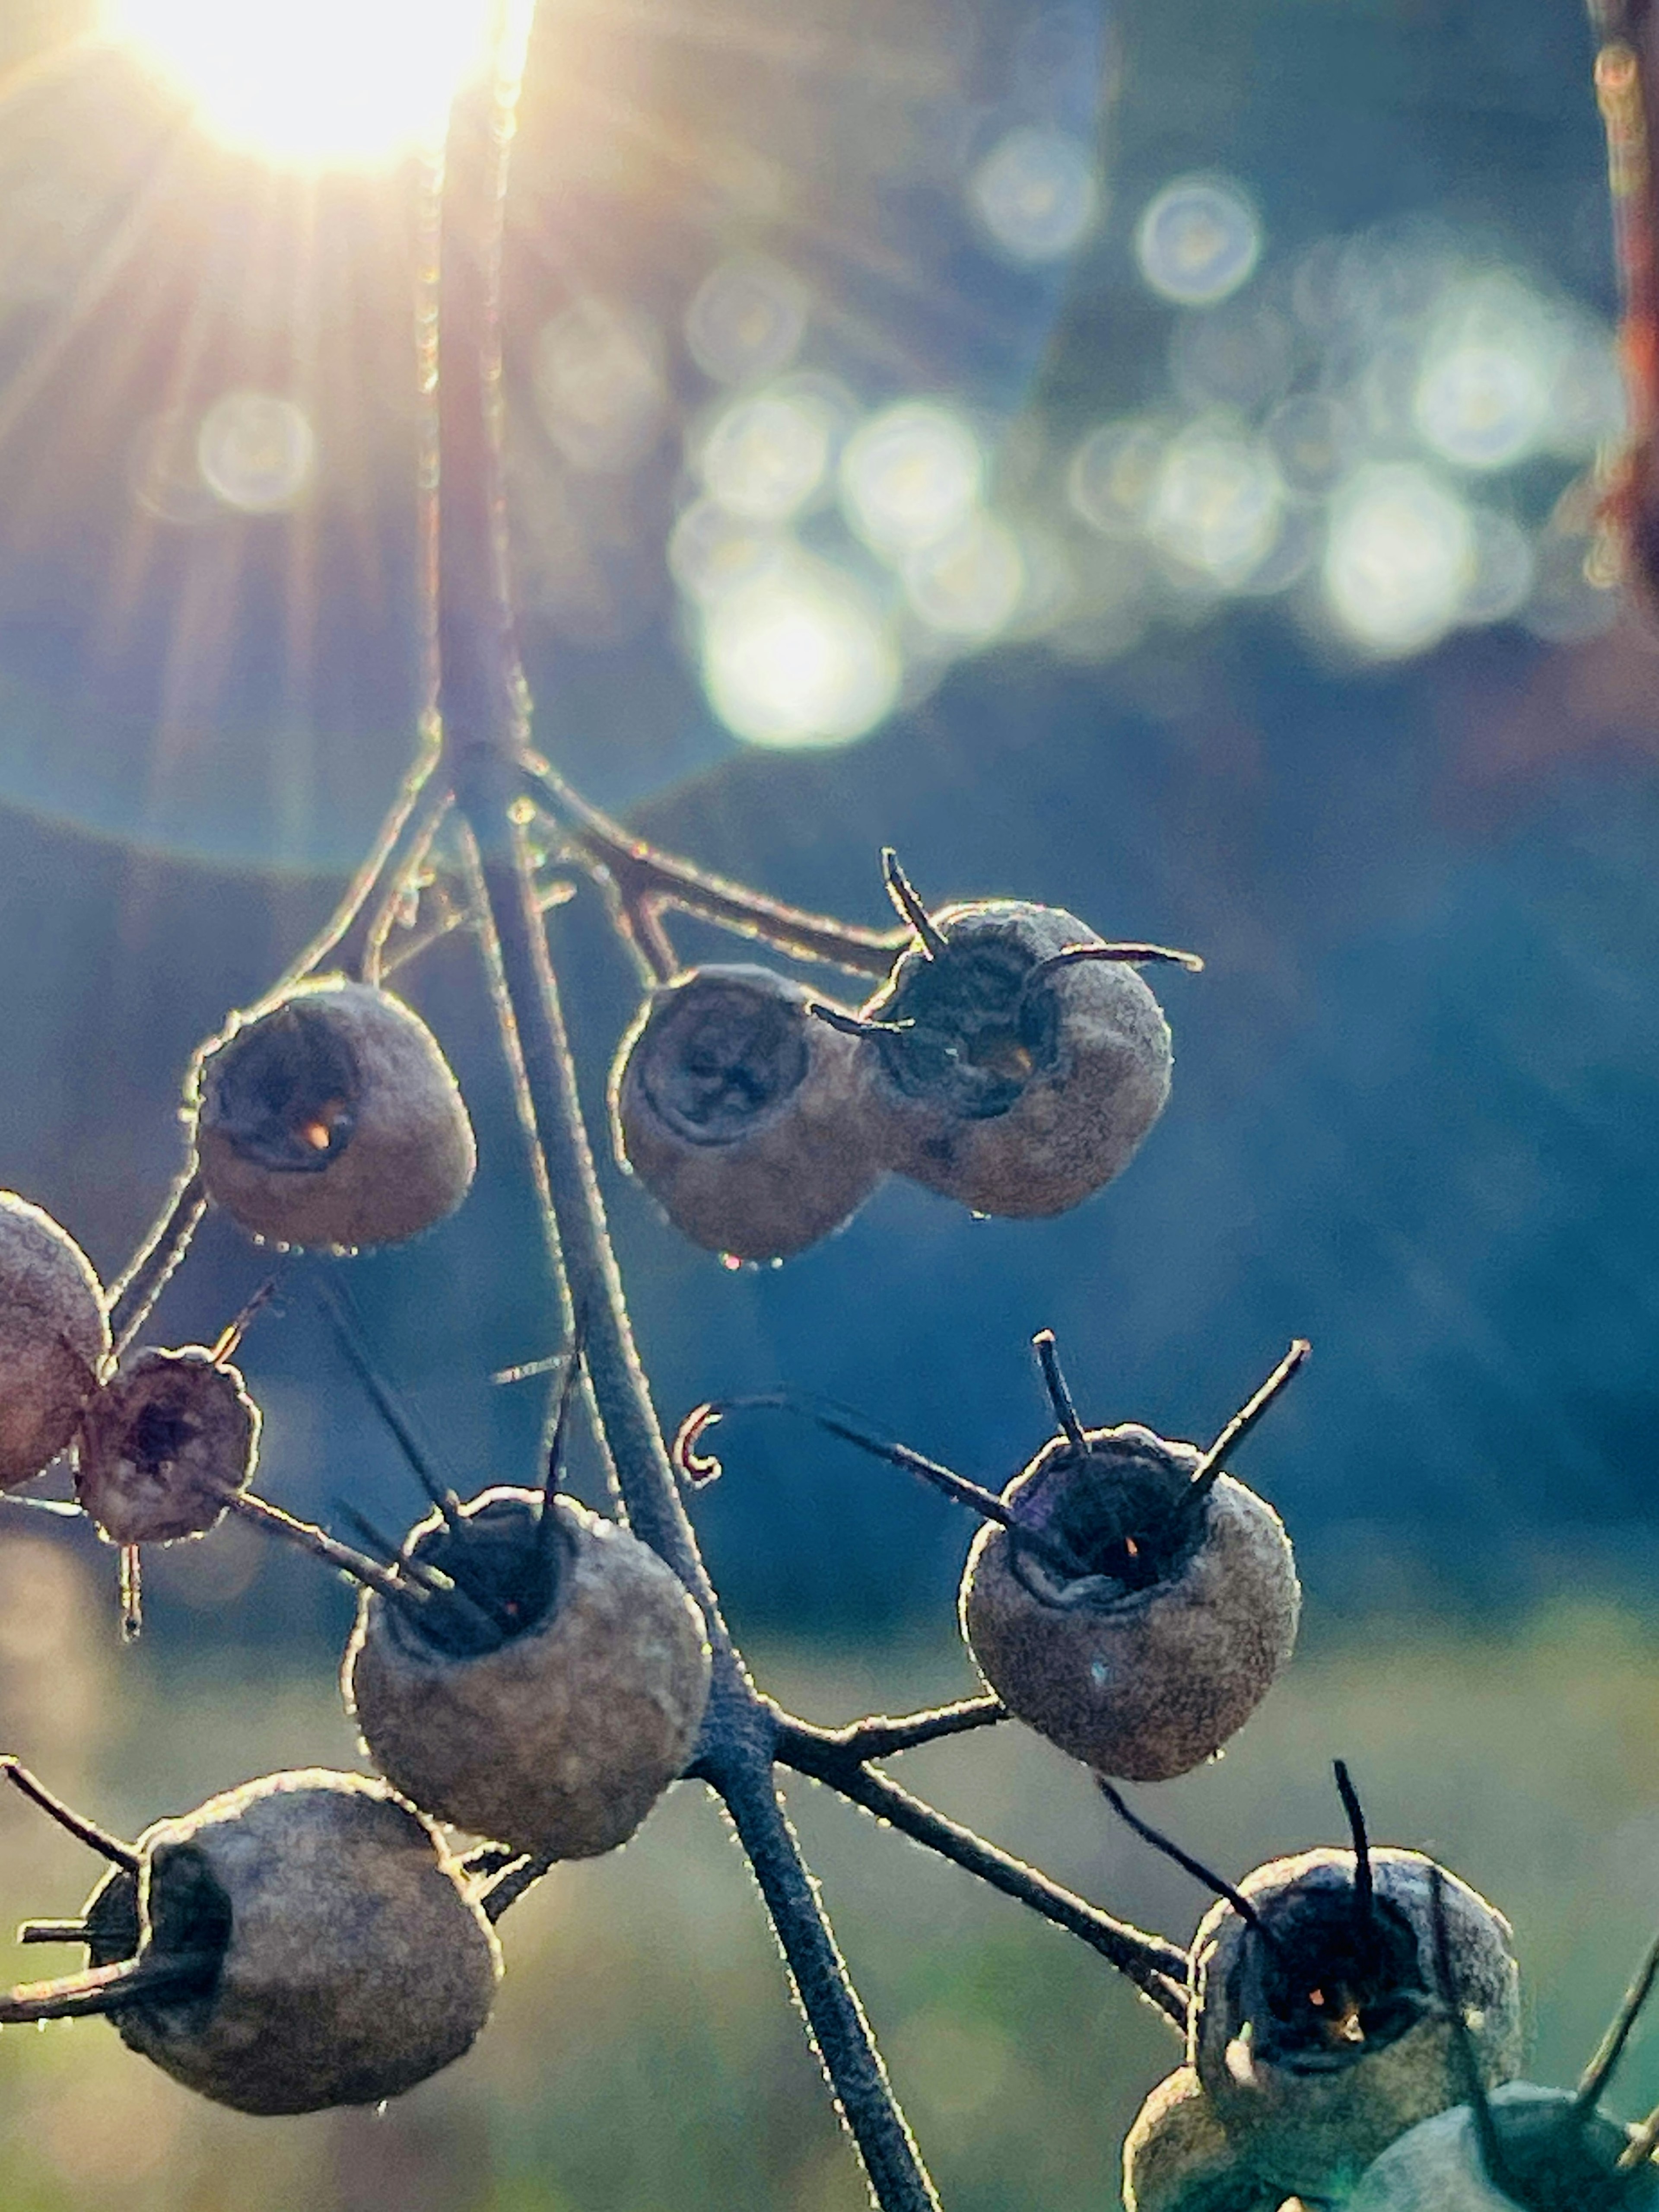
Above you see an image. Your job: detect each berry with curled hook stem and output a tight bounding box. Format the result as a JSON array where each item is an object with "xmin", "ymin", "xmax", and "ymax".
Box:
[
  {"xmin": 189, "ymin": 976, "xmax": 476, "ymax": 1251},
  {"xmin": 0, "ymin": 1193, "xmax": 109, "ymax": 1493},
  {"xmin": 610, "ymin": 963, "xmax": 885, "ymax": 1261},
  {"xmin": 0, "ymin": 1760, "xmax": 501, "ymax": 2116},
  {"xmin": 958, "ymin": 1335, "xmax": 1305, "ymax": 1780},
  {"xmin": 836, "ymin": 850, "xmax": 1200, "ymax": 1219}
]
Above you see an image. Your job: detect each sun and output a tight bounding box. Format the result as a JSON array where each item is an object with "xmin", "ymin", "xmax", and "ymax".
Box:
[{"xmin": 100, "ymin": 0, "xmax": 499, "ymax": 168}]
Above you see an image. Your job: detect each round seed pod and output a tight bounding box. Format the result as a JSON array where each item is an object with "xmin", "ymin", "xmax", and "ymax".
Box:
[
  {"xmin": 1123, "ymin": 2068, "xmax": 1285, "ymax": 2212},
  {"xmin": 0, "ymin": 1193, "xmax": 108, "ymax": 1491},
  {"xmin": 958, "ymin": 1424, "xmax": 1299, "ymax": 1781},
  {"xmin": 190, "ymin": 977, "xmax": 475, "ymax": 1251},
  {"xmin": 858, "ymin": 901, "xmax": 1173, "ymax": 1217},
  {"xmin": 610, "ymin": 964, "xmax": 883, "ymax": 1261},
  {"xmin": 1345, "ymin": 2085, "xmax": 1659, "ymax": 2212},
  {"xmin": 114, "ymin": 1770, "xmax": 501, "ymax": 2114},
  {"xmin": 344, "ymin": 1486, "xmax": 712, "ymax": 1858},
  {"xmin": 1190, "ymin": 1848, "xmax": 1522, "ymax": 2203},
  {"xmin": 73, "ymin": 1346, "xmax": 259, "ymax": 1547}
]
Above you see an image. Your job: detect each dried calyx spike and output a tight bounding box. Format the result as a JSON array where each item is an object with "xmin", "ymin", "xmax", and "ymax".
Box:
[
  {"xmin": 189, "ymin": 976, "xmax": 475, "ymax": 1250},
  {"xmin": 830, "ymin": 849, "xmax": 1200, "ymax": 1218},
  {"xmin": 73, "ymin": 1283, "xmax": 271, "ymax": 1549},
  {"xmin": 0, "ymin": 1758, "xmax": 500, "ymax": 2115},
  {"xmin": 0, "ymin": 1192, "xmax": 109, "ymax": 1492},
  {"xmin": 1109, "ymin": 1763, "xmax": 1522, "ymax": 2204},
  {"xmin": 676, "ymin": 1333, "xmax": 1302, "ymax": 1781},
  {"xmin": 1344, "ymin": 1879, "xmax": 1659, "ymax": 2210},
  {"xmin": 340, "ymin": 1321, "xmax": 712, "ymax": 1858},
  {"xmin": 610, "ymin": 964, "xmax": 883, "ymax": 1261}
]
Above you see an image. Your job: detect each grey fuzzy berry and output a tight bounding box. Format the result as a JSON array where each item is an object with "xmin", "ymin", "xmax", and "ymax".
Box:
[
  {"xmin": 610, "ymin": 965, "xmax": 884, "ymax": 1261},
  {"xmin": 858, "ymin": 902, "xmax": 1172, "ymax": 1217},
  {"xmin": 959, "ymin": 1426, "xmax": 1299, "ymax": 1781},
  {"xmin": 74, "ymin": 1347, "xmax": 258, "ymax": 1546},
  {"xmin": 1345, "ymin": 2085, "xmax": 1659, "ymax": 2211},
  {"xmin": 1123, "ymin": 2068, "xmax": 1287, "ymax": 2212},
  {"xmin": 117, "ymin": 1770, "xmax": 500, "ymax": 2115},
  {"xmin": 191, "ymin": 977, "xmax": 475, "ymax": 1251},
  {"xmin": 0, "ymin": 1193, "xmax": 108, "ymax": 1491},
  {"xmin": 1191, "ymin": 1848, "xmax": 1521, "ymax": 2203},
  {"xmin": 344, "ymin": 1489, "xmax": 712, "ymax": 1858}
]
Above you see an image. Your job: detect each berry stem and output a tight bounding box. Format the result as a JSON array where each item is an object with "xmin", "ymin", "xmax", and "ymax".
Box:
[
  {"xmin": 107, "ymin": 1168, "xmax": 207, "ymax": 1355},
  {"xmin": 808, "ymin": 1696, "xmax": 1010, "ymax": 1761},
  {"xmin": 775, "ymin": 1726, "xmax": 1189, "ymax": 2021}
]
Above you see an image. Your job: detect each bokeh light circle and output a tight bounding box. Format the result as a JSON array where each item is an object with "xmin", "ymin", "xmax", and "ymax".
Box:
[
  {"xmin": 1322, "ymin": 463, "xmax": 1475, "ymax": 654},
  {"xmin": 1066, "ymin": 419, "xmax": 1164, "ymax": 538},
  {"xmin": 1135, "ymin": 176, "xmax": 1262, "ymax": 306},
  {"xmin": 840, "ymin": 402, "xmax": 985, "ymax": 557},
  {"xmin": 1147, "ymin": 428, "xmax": 1283, "ymax": 586},
  {"xmin": 1414, "ymin": 341, "xmax": 1550, "ymax": 472},
  {"xmin": 702, "ymin": 552, "xmax": 900, "ymax": 745},
  {"xmin": 534, "ymin": 300, "xmax": 667, "ymax": 474},
  {"xmin": 196, "ymin": 391, "xmax": 315, "ymax": 513},
  {"xmin": 904, "ymin": 515, "xmax": 1025, "ymax": 636},
  {"xmin": 699, "ymin": 389, "xmax": 834, "ymax": 522},
  {"xmin": 685, "ymin": 257, "xmax": 810, "ymax": 387},
  {"xmin": 969, "ymin": 128, "xmax": 1100, "ymax": 263}
]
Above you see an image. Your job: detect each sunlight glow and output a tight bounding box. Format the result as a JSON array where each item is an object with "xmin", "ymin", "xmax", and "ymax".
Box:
[
  {"xmin": 100, "ymin": 0, "xmax": 495, "ymax": 167},
  {"xmin": 702, "ymin": 552, "xmax": 899, "ymax": 746}
]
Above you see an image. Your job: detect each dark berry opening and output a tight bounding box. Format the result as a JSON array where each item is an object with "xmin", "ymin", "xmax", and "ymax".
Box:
[
  {"xmin": 124, "ymin": 1397, "xmax": 199, "ymax": 1474},
  {"xmin": 391, "ymin": 1487, "xmax": 572, "ymax": 1660},
  {"xmin": 1228, "ymin": 1878, "xmax": 1427, "ymax": 2072},
  {"xmin": 866, "ymin": 922, "xmax": 1061, "ymax": 1122},
  {"xmin": 83, "ymin": 1865, "xmax": 141, "ymax": 1970},
  {"xmin": 1009, "ymin": 1430, "xmax": 1205, "ymax": 1602},
  {"xmin": 636, "ymin": 975, "xmax": 810, "ymax": 1146},
  {"xmin": 203, "ymin": 1004, "xmax": 361, "ymax": 1174}
]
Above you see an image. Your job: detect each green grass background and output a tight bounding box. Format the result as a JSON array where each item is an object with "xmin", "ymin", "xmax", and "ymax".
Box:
[{"xmin": 1, "ymin": 1528, "xmax": 1658, "ymax": 2212}]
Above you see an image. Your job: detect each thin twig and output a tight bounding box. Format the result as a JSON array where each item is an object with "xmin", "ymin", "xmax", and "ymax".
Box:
[
  {"xmin": 807, "ymin": 1697, "xmax": 1011, "ymax": 1763},
  {"xmin": 360, "ymin": 783, "xmax": 457, "ymax": 987},
  {"xmin": 107, "ymin": 1169, "xmax": 207, "ymax": 1356},
  {"xmin": 774, "ymin": 1731, "xmax": 1188, "ymax": 2024},
  {"xmin": 482, "ymin": 1852, "xmax": 557, "ymax": 1921}
]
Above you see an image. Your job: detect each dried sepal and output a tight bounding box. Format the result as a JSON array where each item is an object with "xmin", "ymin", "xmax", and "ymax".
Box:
[
  {"xmin": 1123, "ymin": 2069, "xmax": 1285, "ymax": 2212},
  {"xmin": 857, "ymin": 898, "xmax": 1178, "ymax": 1217},
  {"xmin": 959, "ymin": 1424, "xmax": 1299, "ymax": 1781},
  {"xmin": 610, "ymin": 964, "xmax": 883, "ymax": 1261},
  {"xmin": 344, "ymin": 1487, "xmax": 712, "ymax": 1858},
  {"xmin": 1190, "ymin": 1848, "xmax": 1521, "ymax": 2202},
  {"xmin": 74, "ymin": 1347, "xmax": 258, "ymax": 1546},
  {"xmin": 0, "ymin": 1193, "xmax": 108, "ymax": 1491},
  {"xmin": 190, "ymin": 977, "xmax": 475, "ymax": 1251}
]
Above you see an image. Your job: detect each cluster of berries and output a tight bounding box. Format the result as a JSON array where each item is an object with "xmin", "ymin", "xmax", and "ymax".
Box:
[
  {"xmin": 611, "ymin": 852, "xmax": 1200, "ymax": 1261},
  {"xmin": 0, "ymin": 971, "xmax": 717, "ymax": 2112}
]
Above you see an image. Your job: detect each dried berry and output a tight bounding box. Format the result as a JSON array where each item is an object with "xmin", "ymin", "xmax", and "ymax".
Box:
[
  {"xmin": 610, "ymin": 964, "xmax": 883, "ymax": 1261},
  {"xmin": 0, "ymin": 1193, "xmax": 108, "ymax": 1491},
  {"xmin": 190, "ymin": 977, "xmax": 475, "ymax": 1250},
  {"xmin": 1123, "ymin": 2068, "xmax": 1283, "ymax": 2212},
  {"xmin": 1344, "ymin": 1897, "xmax": 1659, "ymax": 2209},
  {"xmin": 1, "ymin": 1760, "xmax": 500, "ymax": 2115},
  {"xmin": 957, "ymin": 1338, "xmax": 1303, "ymax": 1780},
  {"xmin": 74, "ymin": 1346, "xmax": 259, "ymax": 1547},
  {"xmin": 344, "ymin": 1467, "xmax": 712, "ymax": 1859},
  {"xmin": 840, "ymin": 852, "xmax": 1198, "ymax": 1218},
  {"xmin": 1188, "ymin": 1840, "xmax": 1520, "ymax": 2202}
]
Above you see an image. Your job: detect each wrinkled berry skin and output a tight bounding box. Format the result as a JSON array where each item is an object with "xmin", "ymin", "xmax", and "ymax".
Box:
[
  {"xmin": 191, "ymin": 977, "xmax": 475, "ymax": 1251},
  {"xmin": 1123, "ymin": 2069, "xmax": 1284, "ymax": 2212},
  {"xmin": 859, "ymin": 902, "xmax": 1172, "ymax": 1217},
  {"xmin": 0, "ymin": 1193, "xmax": 108, "ymax": 1491},
  {"xmin": 345, "ymin": 1489, "xmax": 713, "ymax": 1858},
  {"xmin": 959, "ymin": 1425, "xmax": 1298, "ymax": 1781},
  {"xmin": 116, "ymin": 1770, "xmax": 501, "ymax": 2115},
  {"xmin": 1191, "ymin": 1848, "xmax": 1521, "ymax": 2203},
  {"xmin": 611, "ymin": 965, "xmax": 882, "ymax": 1261},
  {"xmin": 1345, "ymin": 2084, "xmax": 1659, "ymax": 2212},
  {"xmin": 75, "ymin": 1348, "xmax": 258, "ymax": 1546}
]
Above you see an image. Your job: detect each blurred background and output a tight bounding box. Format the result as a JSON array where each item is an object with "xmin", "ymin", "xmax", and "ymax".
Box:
[{"xmin": 3, "ymin": 0, "xmax": 1659, "ymax": 2202}]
